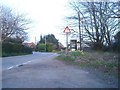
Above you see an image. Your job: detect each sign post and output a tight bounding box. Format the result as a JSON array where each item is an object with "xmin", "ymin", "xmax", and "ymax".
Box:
[{"xmin": 64, "ymin": 26, "xmax": 71, "ymax": 54}]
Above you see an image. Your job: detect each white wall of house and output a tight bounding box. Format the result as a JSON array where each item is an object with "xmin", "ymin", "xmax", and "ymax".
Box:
[{"xmin": 77, "ymin": 42, "xmax": 90, "ymax": 50}]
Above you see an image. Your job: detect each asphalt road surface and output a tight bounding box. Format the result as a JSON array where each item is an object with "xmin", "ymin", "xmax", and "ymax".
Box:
[
  {"xmin": 2, "ymin": 52, "xmax": 55, "ymax": 70},
  {"xmin": 2, "ymin": 52, "xmax": 118, "ymax": 88}
]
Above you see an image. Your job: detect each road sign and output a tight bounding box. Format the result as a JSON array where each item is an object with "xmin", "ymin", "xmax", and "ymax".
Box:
[
  {"xmin": 64, "ymin": 26, "xmax": 70, "ymax": 33},
  {"xmin": 63, "ymin": 26, "xmax": 71, "ymax": 54}
]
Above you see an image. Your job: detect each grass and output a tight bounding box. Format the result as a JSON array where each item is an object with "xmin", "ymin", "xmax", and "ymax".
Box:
[
  {"xmin": 56, "ymin": 51, "xmax": 84, "ymax": 61},
  {"xmin": 56, "ymin": 50, "xmax": 119, "ymax": 78}
]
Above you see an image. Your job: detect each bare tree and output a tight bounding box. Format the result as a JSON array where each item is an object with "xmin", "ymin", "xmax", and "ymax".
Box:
[
  {"xmin": 68, "ymin": 1, "xmax": 120, "ymax": 50},
  {"xmin": 0, "ymin": 6, "xmax": 31, "ymax": 42}
]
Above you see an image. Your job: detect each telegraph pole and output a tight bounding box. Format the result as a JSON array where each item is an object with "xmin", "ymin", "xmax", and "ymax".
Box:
[{"xmin": 78, "ymin": 11, "xmax": 82, "ymax": 50}]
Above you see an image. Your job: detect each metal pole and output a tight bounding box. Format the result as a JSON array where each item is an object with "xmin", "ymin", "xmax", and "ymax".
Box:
[{"xmin": 66, "ymin": 32, "xmax": 68, "ymax": 54}]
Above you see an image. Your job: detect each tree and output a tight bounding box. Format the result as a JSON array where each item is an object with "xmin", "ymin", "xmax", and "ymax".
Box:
[
  {"xmin": 45, "ymin": 34, "xmax": 58, "ymax": 44},
  {"xmin": 4, "ymin": 37, "xmax": 23, "ymax": 44},
  {"xmin": 0, "ymin": 5, "xmax": 31, "ymax": 42},
  {"xmin": 38, "ymin": 34, "xmax": 59, "ymax": 51},
  {"xmin": 68, "ymin": 1, "xmax": 120, "ymax": 50},
  {"xmin": 39, "ymin": 35, "xmax": 44, "ymax": 43},
  {"xmin": 39, "ymin": 34, "xmax": 58, "ymax": 45}
]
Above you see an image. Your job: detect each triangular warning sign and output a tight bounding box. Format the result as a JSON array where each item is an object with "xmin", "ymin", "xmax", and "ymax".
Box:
[{"xmin": 64, "ymin": 26, "xmax": 70, "ymax": 33}]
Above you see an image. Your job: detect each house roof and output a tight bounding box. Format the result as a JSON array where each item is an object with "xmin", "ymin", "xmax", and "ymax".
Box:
[{"xmin": 23, "ymin": 42, "xmax": 35, "ymax": 47}]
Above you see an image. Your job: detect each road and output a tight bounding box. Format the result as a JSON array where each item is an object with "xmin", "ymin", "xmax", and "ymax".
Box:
[
  {"xmin": 2, "ymin": 52, "xmax": 55, "ymax": 70},
  {"xmin": 2, "ymin": 52, "xmax": 118, "ymax": 88}
]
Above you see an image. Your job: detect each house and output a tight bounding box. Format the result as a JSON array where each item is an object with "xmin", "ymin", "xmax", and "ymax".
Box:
[
  {"xmin": 23, "ymin": 42, "xmax": 36, "ymax": 49},
  {"xmin": 77, "ymin": 41, "xmax": 90, "ymax": 50},
  {"xmin": 70, "ymin": 39, "xmax": 90, "ymax": 51},
  {"xmin": 58, "ymin": 42, "xmax": 65, "ymax": 50}
]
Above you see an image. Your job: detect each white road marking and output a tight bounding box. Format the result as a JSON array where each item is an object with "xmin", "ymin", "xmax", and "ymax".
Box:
[
  {"xmin": 15, "ymin": 65, "xmax": 19, "ymax": 67},
  {"xmin": 27, "ymin": 61, "xmax": 32, "ymax": 63},
  {"xmin": 7, "ymin": 66, "xmax": 14, "ymax": 70},
  {"xmin": 22, "ymin": 62, "xmax": 28, "ymax": 65},
  {"xmin": 7, "ymin": 60, "xmax": 33, "ymax": 70}
]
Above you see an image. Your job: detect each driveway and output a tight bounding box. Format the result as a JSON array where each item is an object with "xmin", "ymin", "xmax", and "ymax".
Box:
[{"xmin": 2, "ymin": 52, "xmax": 118, "ymax": 88}]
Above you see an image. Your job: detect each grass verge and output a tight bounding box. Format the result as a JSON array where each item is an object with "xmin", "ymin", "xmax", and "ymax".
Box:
[{"xmin": 56, "ymin": 50, "xmax": 119, "ymax": 78}]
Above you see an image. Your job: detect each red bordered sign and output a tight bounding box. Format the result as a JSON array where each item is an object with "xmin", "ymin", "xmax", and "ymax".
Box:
[{"xmin": 64, "ymin": 26, "xmax": 70, "ymax": 33}]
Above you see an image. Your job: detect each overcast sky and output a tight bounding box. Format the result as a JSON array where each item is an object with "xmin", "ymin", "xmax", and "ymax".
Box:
[
  {"xmin": 1, "ymin": 0, "xmax": 117, "ymax": 46},
  {"xmin": 0, "ymin": 0, "xmax": 74, "ymax": 46}
]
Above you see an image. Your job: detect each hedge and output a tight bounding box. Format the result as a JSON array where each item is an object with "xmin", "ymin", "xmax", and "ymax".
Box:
[{"xmin": 2, "ymin": 42, "xmax": 33, "ymax": 57}]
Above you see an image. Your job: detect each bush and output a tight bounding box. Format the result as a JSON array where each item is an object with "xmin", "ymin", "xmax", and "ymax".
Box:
[
  {"xmin": 46, "ymin": 43, "xmax": 53, "ymax": 52},
  {"xmin": 37, "ymin": 44, "xmax": 46, "ymax": 52},
  {"xmin": 2, "ymin": 42, "xmax": 33, "ymax": 57},
  {"xmin": 112, "ymin": 31, "xmax": 120, "ymax": 53},
  {"xmin": 112, "ymin": 42, "xmax": 120, "ymax": 53},
  {"xmin": 36, "ymin": 43, "xmax": 53, "ymax": 52}
]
